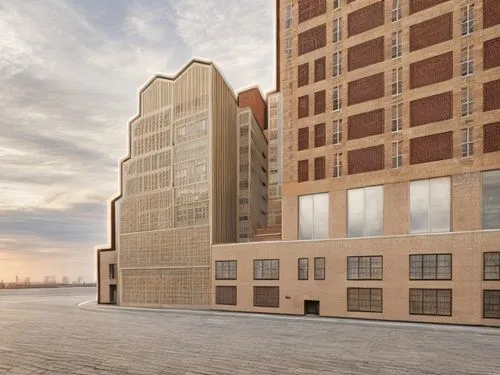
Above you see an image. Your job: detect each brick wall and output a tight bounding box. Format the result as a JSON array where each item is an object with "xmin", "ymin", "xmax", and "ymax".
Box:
[
  {"xmin": 410, "ymin": 92, "xmax": 453, "ymax": 127},
  {"xmin": 298, "ymin": 24, "xmax": 327, "ymax": 56},
  {"xmin": 298, "ymin": 63, "xmax": 309, "ymax": 87},
  {"xmin": 348, "ymin": 37, "xmax": 385, "ymax": 72},
  {"xmin": 484, "ymin": 79, "xmax": 500, "ymax": 112},
  {"xmin": 347, "ymin": 1, "xmax": 384, "ymax": 37},
  {"xmin": 238, "ymin": 88, "xmax": 267, "ymax": 130},
  {"xmin": 484, "ymin": 123, "xmax": 500, "ymax": 154},
  {"xmin": 410, "ymin": 52, "xmax": 453, "ymax": 89},
  {"xmin": 314, "ymin": 90, "xmax": 326, "ymax": 114},
  {"xmin": 484, "ymin": 37, "xmax": 500, "ymax": 71},
  {"xmin": 410, "ymin": 13, "xmax": 452, "ymax": 52},
  {"xmin": 409, "ymin": 0, "xmax": 449, "ymax": 14},
  {"xmin": 348, "ymin": 73, "xmax": 385, "ymax": 106},
  {"xmin": 298, "ymin": 95, "xmax": 309, "ymax": 118},
  {"xmin": 314, "ymin": 57, "xmax": 326, "ymax": 82},
  {"xmin": 484, "ymin": 0, "xmax": 500, "ymax": 29},
  {"xmin": 298, "ymin": 0, "xmax": 326, "ymax": 24},
  {"xmin": 347, "ymin": 108, "xmax": 384, "ymax": 140},
  {"xmin": 410, "ymin": 132, "xmax": 453, "ymax": 165},
  {"xmin": 348, "ymin": 145, "xmax": 385, "ymax": 175}
]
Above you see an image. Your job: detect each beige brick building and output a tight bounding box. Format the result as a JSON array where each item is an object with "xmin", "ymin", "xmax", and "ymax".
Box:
[{"xmin": 99, "ymin": 0, "xmax": 500, "ymax": 326}]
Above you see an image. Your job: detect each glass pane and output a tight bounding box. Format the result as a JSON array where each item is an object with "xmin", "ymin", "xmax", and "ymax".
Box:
[
  {"xmin": 410, "ymin": 180, "xmax": 429, "ymax": 233},
  {"xmin": 430, "ymin": 177, "xmax": 451, "ymax": 233},
  {"xmin": 348, "ymin": 188, "xmax": 365, "ymax": 237},
  {"xmin": 299, "ymin": 195, "xmax": 313, "ymax": 240},
  {"xmin": 347, "ymin": 257, "xmax": 358, "ymax": 279},
  {"xmin": 371, "ymin": 256, "xmax": 383, "ymax": 279},
  {"xmin": 437, "ymin": 254, "xmax": 451, "ymax": 279},
  {"xmin": 359, "ymin": 257, "xmax": 371, "ymax": 279},
  {"xmin": 365, "ymin": 186, "xmax": 384, "ymax": 236},
  {"xmin": 410, "ymin": 255, "xmax": 423, "ymax": 279},
  {"xmin": 423, "ymin": 255, "xmax": 437, "ymax": 280},
  {"xmin": 313, "ymin": 193, "xmax": 329, "ymax": 239},
  {"xmin": 482, "ymin": 170, "xmax": 500, "ymax": 229}
]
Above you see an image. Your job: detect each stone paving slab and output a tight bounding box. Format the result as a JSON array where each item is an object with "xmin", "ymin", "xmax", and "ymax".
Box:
[{"xmin": 0, "ymin": 287, "xmax": 499, "ymax": 375}]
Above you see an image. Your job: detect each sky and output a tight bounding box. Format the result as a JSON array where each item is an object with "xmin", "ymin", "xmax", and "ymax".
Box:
[{"xmin": 0, "ymin": 0, "xmax": 276, "ymax": 283}]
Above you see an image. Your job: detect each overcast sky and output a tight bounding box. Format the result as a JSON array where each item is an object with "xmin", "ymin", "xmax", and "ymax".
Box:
[{"xmin": 0, "ymin": 0, "xmax": 275, "ymax": 283}]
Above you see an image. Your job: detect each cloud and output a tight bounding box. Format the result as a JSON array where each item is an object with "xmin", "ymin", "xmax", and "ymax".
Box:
[{"xmin": 0, "ymin": 0, "xmax": 275, "ymax": 281}]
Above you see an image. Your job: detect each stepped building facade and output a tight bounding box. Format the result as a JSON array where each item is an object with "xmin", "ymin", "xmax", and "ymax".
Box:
[{"xmin": 98, "ymin": 0, "xmax": 500, "ymax": 326}]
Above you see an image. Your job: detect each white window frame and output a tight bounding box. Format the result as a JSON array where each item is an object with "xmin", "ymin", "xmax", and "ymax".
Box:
[
  {"xmin": 285, "ymin": 4, "xmax": 292, "ymax": 29},
  {"xmin": 333, "ymin": 51, "xmax": 342, "ymax": 77},
  {"xmin": 333, "ymin": 152, "xmax": 342, "ymax": 178},
  {"xmin": 347, "ymin": 186, "xmax": 384, "ymax": 238},
  {"xmin": 461, "ymin": 4, "xmax": 474, "ymax": 36},
  {"xmin": 392, "ymin": 0, "xmax": 401, "ymax": 22},
  {"xmin": 333, "ymin": 0, "xmax": 340, "ymax": 10},
  {"xmin": 392, "ymin": 103, "xmax": 403, "ymax": 132},
  {"xmin": 392, "ymin": 141, "xmax": 402, "ymax": 169},
  {"xmin": 461, "ymin": 86, "xmax": 473, "ymax": 117},
  {"xmin": 333, "ymin": 119, "xmax": 342, "ymax": 144},
  {"xmin": 392, "ymin": 67, "xmax": 402, "ymax": 96},
  {"xmin": 461, "ymin": 45, "xmax": 474, "ymax": 77},
  {"xmin": 392, "ymin": 30, "xmax": 402, "ymax": 58},
  {"xmin": 332, "ymin": 18, "xmax": 342, "ymax": 43},
  {"xmin": 298, "ymin": 193, "xmax": 329, "ymax": 240},
  {"xmin": 461, "ymin": 127, "xmax": 473, "ymax": 158},
  {"xmin": 285, "ymin": 37, "xmax": 292, "ymax": 59},
  {"xmin": 332, "ymin": 85, "xmax": 341, "ymax": 111}
]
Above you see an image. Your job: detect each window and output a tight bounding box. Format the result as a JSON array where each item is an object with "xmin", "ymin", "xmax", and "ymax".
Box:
[
  {"xmin": 409, "ymin": 254, "xmax": 452, "ymax": 280},
  {"xmin": 392, "ymin": 0, "xmax": 401, "ymax": 22},
  {"xmin": 314, "ymin": 156, "xmax": 326, "ymax": 180},
  {"xmin": 332, "ymin": 18, "xmax": 342, "ymax": 43},
  {"xmin": 461, "ymin": 45, "xmax": 474, "ymax": 76},
  {"xmin": 314, "ymin": 258, "xmax": 325, "ymax": 280},
  {"xmin": 461, "ymin": 87, "xmax": 473, "ymax": 117},
  {"xmin": 285, "ymin": 4, "xmax": 292, "ymax": 29},
  {"xmin": 298, "ymin": 258, "xmax": 309, "ymax": 280},
  {"xmin": 298, "ymin": 95, "xmax": 309, "ymax": 118},
  {"xmin": 215, "ymin": 260, "xmax": 237, "ymax": 280},
  {"xmin": 333, "ymin": 0, "xmax": 340, "ymax": 10},
  {"xmin": 314, "ymin": 123, "xmax": 326, "ymax": 147},
  {"xmin": 392, "ymin": 103, "xmax": 402, "ymax": 132},
  {"xmin": 347, "ymin": 256, "xmax": 383, "ymax": 280},
  {"xmin": 461, "ymin": 4, "xmax": 474, "ymax": 36},
  {"xmin": 333, "ymin": 152, "xmax": 342, "ymax": 177},
  {"xmin": 314, "ymin": 90, "xmax": 326, "ymax": 114},
  {"xmin": 392, "ymin": 67, "xmax": 402, "ymax": 95},
  {"xmin": 483, "ymin": 290, "xmax": 500, "ymax": 319},
  {"xmin": 332, "ymin": 51, "xmax": 342, "ymax": 77},
  {"xmin": 392, "ymin": 30, "xmax": 402, "ymax": 58},
  {"xmin": 333, "ymin": 119, "xmax": 342, "ymax": 144},
  {"xmin": 285, "ymin": 37, "xmax": 292, "ymax": 59},
  {"xmin": 314, "ymin": 57, "xmax": 326, "ymax": 82},
  {"xmin": 461, "ymin": 127, "xmax": 473, "ymax": 157},
  {"xmin": 392, "ymin": 141, "xmax": 402, "ymax": 169},
  {"xmin": 215, "ymin": 286, "xmax": 237, "ymax": 305},
  {"xmin": 253, "ymin": 286, "xmax": 279, "ymax": 308},
  {"xmin": 347, "ymin": 186, "xmax": 383, "ymax": 237},
  {"xmin": 298, "ymin": 63, "xmax": 309, "ymax": 87},
  {"xmin": 484, "ymin": 252, "xmax": 500, "ymax": 280},
  {"xmin": 298, "ymin": 160, "xmax": 309, "ymax": 182},
  {"xmin": 409, "ymin": 289, "xmax": 452, "ymax": 316},
  {"xmin": 482, "ymin": 170, "xmax": 500, "ymax": 229},
  {"xmin": 332, "ymin": 85, "xmax": 341, "ymax": 111},
  {"xmin": 299, "ymin": 193, "xmax": 329, "ymax": 240},
  {"xmin": 298, "ymin": 127, "xmax": 309, "ymax": 151},
  {"xmin": 109, "ymin": 264, "xmax": 117, "ymax": 279},
  {"xmin": 253, "ymin": 259, "xmax": 279, "ymax": 280},
  {"xmin": 410, "ymin": 177, "xmax": 451, "ymax": 234},
  {"xmin": 347, "ymin": 288, "xmax": 383, "ymax": 313}
]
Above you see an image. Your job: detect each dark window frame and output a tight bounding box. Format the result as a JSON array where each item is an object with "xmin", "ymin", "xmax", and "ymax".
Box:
[
  {"xmin": 215, "ymin": 260, "xmax": 237, "ymax": 280},
  {"xmin": 483, "ymin": 289, "xmax": 500, "ymax": 319},
  {"xmin": 314, "ymin": 156, "xmax": 326, "ymax": 180},
  {"xmin": 347, "ymin": 288, "xmax": 383, "ymax": 313},
  {"xmin": 253, "ymin": 259, "xmax": 280, "ymax": 280},
  {"xmin": 253, "ymin": 286, "xmax": 280, "ymax": 308},
  {"xmin": 409, "ymin": 288, "xmax": 452, "ymax": 317},
  {"xmin": 109, "ymin": 264, "xmax": 117, "ymax": 279},
  {"xmin": 298, "ymin": 258, "xmax": 309, "ymax": 280},
  {"xmin": 215, "ymin": 286, "xmax": 237, "ymax": 306},
  {"xmin": 347, "ymin": 256, "xmax": 383, "ymax": 280},
  {"xmin": 314, "ymin": 257, "xmax": 325, "ymax": 280},
  {"xmin": 409, "ymin": 253, "xmax": 452, "ymax": 281},
  {"xmin": 484, "ymin": 252, "xmax": 500, "ymax": 280}
]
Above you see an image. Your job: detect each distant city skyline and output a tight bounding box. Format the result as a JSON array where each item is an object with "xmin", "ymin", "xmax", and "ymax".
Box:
[{"xmin": 0, "ymin": 0, "xmax": 275, "ymax": 282}]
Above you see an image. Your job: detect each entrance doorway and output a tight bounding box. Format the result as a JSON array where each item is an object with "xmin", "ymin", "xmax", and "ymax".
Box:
[
  {"xmin": 304, "ymin": 300, "xmax": 320, "ymax": 315},
  {"xmin": 110, "ymin": 285, "xmax": 117, "ymax": 304}
]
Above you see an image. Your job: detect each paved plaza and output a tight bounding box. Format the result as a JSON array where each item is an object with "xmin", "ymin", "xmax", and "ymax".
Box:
[{"xmin": 0, "ymin": 288, "xmax": 499, "ymax": 375}]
